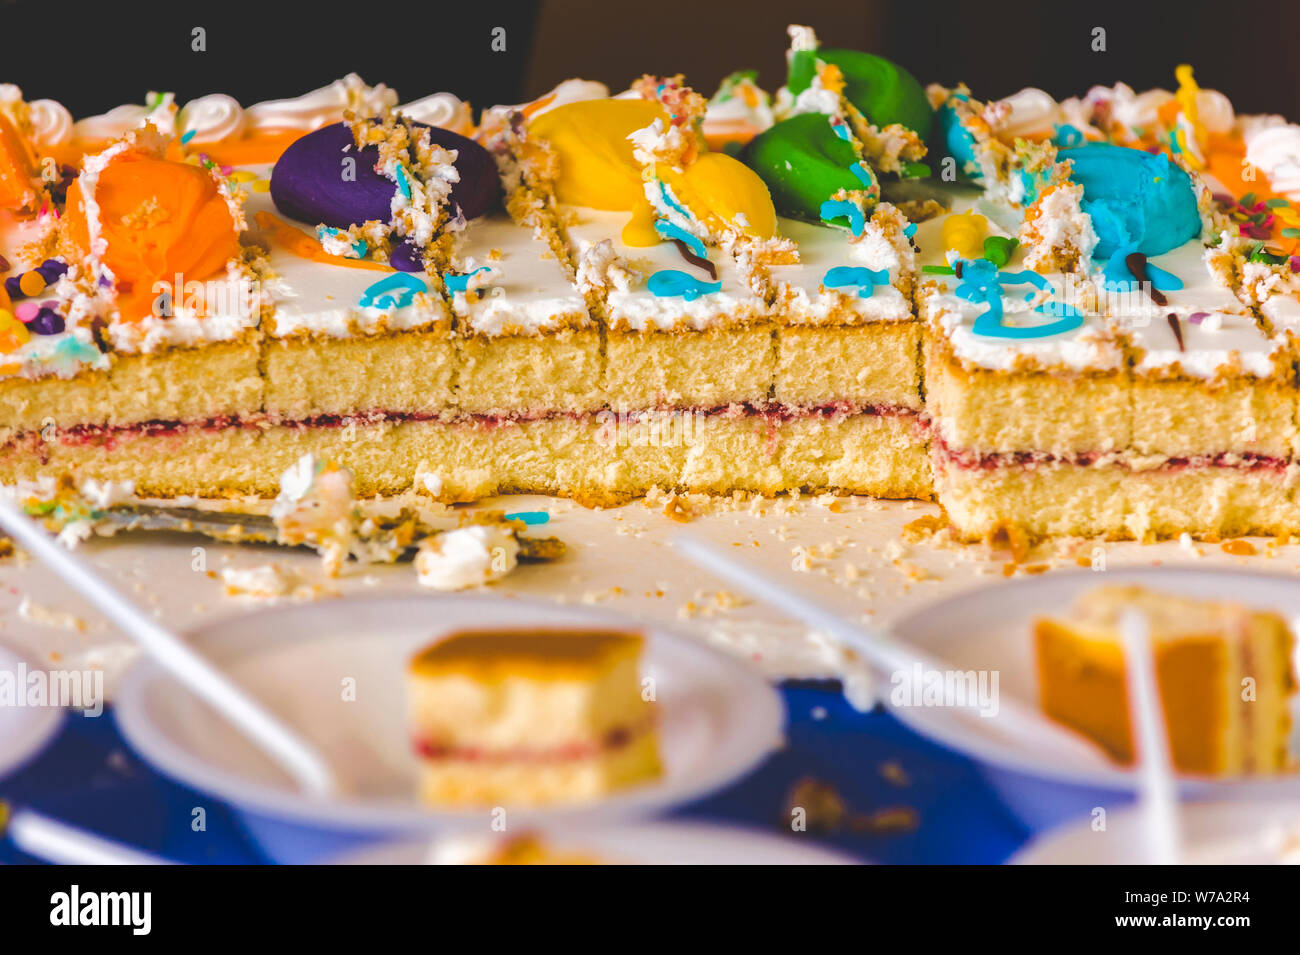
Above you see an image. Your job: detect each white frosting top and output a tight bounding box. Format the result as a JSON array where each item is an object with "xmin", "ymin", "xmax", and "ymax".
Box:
[
  {"xmin": 1096, "ymin": 240, "xmax": 1242, "ymax": 321},
  {"xmin": 1128, "ymin": 309, "xmax": 1279, "ymax": 378},
  {"xmin": 1262, "ymin": 290, "xmax": 1300, "ymax": 330},
  {"xmin": 767, "ymin": 217, "xmax": 910, "ymax": 324},
  {"xmin": 561, "ymin": 206, "xmax": 766, "ymax": 331},
  {"xmin": 449, "ymin": 215, "xmax": 588, "ymax": 336},
  {"xmin": 237, "ymin": 165, "xmax": 449, "ymax": 338}
]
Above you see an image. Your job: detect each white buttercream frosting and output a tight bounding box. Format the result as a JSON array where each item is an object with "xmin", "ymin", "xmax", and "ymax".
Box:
[
  {"xmin": 178, "ymin": 93, "xmax": 246, "ymax": 144},
  {"xmin": 245, "ymin": 73, "xmax": 397, "ymax": 131},
  {"xmin": 415, "ymin": 525, "xmax": 520, "ymax": 590}
]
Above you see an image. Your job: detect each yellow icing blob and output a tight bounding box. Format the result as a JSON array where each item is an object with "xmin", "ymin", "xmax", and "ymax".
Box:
[
  {"xmin": 621, "ymin": 198, "xmax": 661, "ymax": 247},
  {"xmin": 659, "ymin": 153, "xmax": 777, "ymax": 239},
  {"xmin": 528, "ymin": 99, "xmax": 666, "ymax": 210},
  {"xmin": 941, "ymin": 210, "xmax": 987, "ymax": 259}
]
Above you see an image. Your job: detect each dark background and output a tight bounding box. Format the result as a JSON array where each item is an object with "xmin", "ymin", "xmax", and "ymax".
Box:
[{"xmin": 5, "ymin": 0, "xmax": 1299, "ymax": 121}]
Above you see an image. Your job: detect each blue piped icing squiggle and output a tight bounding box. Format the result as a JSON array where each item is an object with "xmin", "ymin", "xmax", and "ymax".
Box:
[
  {"xmin": 654, "ymin": 220, "xmax": 708, "ymax": 259},
  {"xmin": 1059, "ymin": 143, "xmax": 1200, "ymax": 259},
  {"xmin": 1100, "ymin": 244, "xmax": 1184, "ymax": 293},
  {"xmin": 443, "ymin": 267, "xmax": 491, "ymax": 294},
  {"xmin": 823, "ymin": 266, "xmax": 890, "ymax": 299},
  {"xmin": 953, "ymin": 258, "xmax": 1083, "ymax": 339},
  {"xmin": 360, "ymin": 272, "xmax": 427, "ymax": 310},
  {"xmin": 819, "ymin": 199, "xmax": 865, "ymax": 236},
  {"xmin": 647, "ymin": 269, "xmax": 722, "ymax": 301}
]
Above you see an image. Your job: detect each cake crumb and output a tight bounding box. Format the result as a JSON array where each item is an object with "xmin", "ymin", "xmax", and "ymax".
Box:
[
  {"xmin": 18, "ymin": 597, "xmax": 86, "ymax": 633},
  {"xmin": 1221, "ymin": 540, "xmax": 1257, "ymax": 557}
]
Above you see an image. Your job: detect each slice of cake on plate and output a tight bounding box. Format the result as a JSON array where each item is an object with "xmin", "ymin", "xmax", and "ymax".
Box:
[
  {"xmin": 1034, "ymin": 584, "xmax": 1296, "ymax": 775},
  {"xmin": 408, "ymin": 628, "xmax": 661, "ymax": 806}
]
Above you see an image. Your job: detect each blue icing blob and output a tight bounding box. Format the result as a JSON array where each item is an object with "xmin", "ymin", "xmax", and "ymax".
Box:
[
  {"xmin": 819, "ymin": 198, "xmax": 865, "ymax": 236},
  {"xmin": 654, "ymin": 220, "xmax": 708, "ymax": 259},
  {"xmin": 1053, "ymin": 123, "xmax": 1084, "ymax": 147},
  {"xmin": 1100, "ymin": 243, "xmax": 1184, "ymax": 292},
  {"xmin": 359, "ymin": 272, "xmax": 427, "ymax": 310},
  {"xmin": 647, "ymin": 269, "xmax": 722, "ymax": 301},
  {"xmin": 823, "ymin": 265, "xmax": 890, "ymax": 298},
  {"xmin": 1058, "ymin": 143, "xmax": 1200, "ymax": 259},
  {"xmin": 936, "ymin": 95, "xmax": 982, "ymax": 180}
]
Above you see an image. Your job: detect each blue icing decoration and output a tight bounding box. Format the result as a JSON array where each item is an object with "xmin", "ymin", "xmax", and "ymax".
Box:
[
  {"xmin": 1058, "ymin": 143, "xmax": 1200, "ymax": 259},
  {"xmin": 953, "ymin": 258, "xmax": 1084, "ymax": 340},
  {"xmin": 503, "ymin": 510, "xmax": 549, "ymax": 525},
  {"xmin": 443, "ymin": 266, "xmax": 491, "ymax": 293},
  {"xmin": 936, "ymin": 95, "xmax": 982, "ymax": 180},
  {"xmin": 903, "ymin": 222, "xmax": 917, "ymax": 238},
  {"xmin": 819, "ymin": 199, "xmax": 865, "ymax": 236},
  {"xmin": 849, "ymin": 161, "xmax": 875, "ymax": 188},
  {"xmin": 647, "ymin": 269, "xmax": 722, "ymax": 301},
  {"xmin": 359, "ymin": 272, "xmax": 427, "ymax": 310},
  {"xmin": 1053, "ymin": 124, "xmax": 1084, "ymax": 147},
  {"xmin": 823, "ymin": 265, "xmax": 890, "ymax": 298},
  {"xmin": 658, "ymin": 181, "xmax": 690, "ymax": 218},
  {"xmin": 654, "ymin": 220, "xmax": 708, "ymax": 259},
  {"xmin": 393, "ymin": 162, "xmax": 412, "ymax": 201},
  {"xmin": 316, "ymin": 225, "xmax": 367, "ymax": 259},
  {"xmin": 1100, "ymin": 244, "xmax": 1184, "ymax": 293}
]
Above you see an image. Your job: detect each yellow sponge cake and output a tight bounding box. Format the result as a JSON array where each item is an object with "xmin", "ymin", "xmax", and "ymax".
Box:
[
  {"xmin": 1034, "ymin": 585, "xmax": 1295, "ymax": 775},
  {"xmin": 408, "ymin": 628, "xmax": 661, "ymax": 806}
]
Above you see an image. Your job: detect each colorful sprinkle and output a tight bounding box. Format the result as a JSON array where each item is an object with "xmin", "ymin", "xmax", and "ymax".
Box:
[{"xmin": 180, "ymin": 129, "xmax": 197, "ymax": 144}]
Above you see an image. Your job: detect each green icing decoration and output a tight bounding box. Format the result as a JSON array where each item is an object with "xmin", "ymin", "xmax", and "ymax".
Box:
[
  {"xmin": 787, "ymin": 48, "xmax": 932, "ymax": 140},
  {"xmin": 741, "ymin": 113, "xmax": 868, "ymax": 222}
]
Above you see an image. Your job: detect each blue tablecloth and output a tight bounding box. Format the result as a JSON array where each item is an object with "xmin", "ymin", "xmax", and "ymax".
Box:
[{"xmin": 0, "ymin": 684, "xmax": 1031, "ymax": 864}]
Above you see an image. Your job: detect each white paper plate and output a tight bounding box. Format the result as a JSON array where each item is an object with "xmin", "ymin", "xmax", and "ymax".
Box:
[
  {"xmin": 330, "ymin": 821, "xmax": 859, "ymax": 865},
  {"xmin": 1012, "ymin": 799, "xmax": 1300, "ymax": 864},
  {"xmin": 0, "ymin": 640, "xmax": 65, "ymax": 780},
  {"xmin": 114, "ymin": 595, "xmax": 784, "ymax": 833},
  {"xmin": 889, "ymin": 567, "xmax": 1300, "ymax": 798}
]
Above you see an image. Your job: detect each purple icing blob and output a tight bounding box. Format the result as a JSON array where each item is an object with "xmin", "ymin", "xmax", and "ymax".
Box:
[
  {"xmin": 30, "ymin": 307, "xmax": 65, "ymax": 336},
  {"xmin": 388, "ymin": 239, "xmax": 424, "ymax": 273},
  {"xmin": 270, "ymin": 121, "xmax": 498, "ymax": 244}
]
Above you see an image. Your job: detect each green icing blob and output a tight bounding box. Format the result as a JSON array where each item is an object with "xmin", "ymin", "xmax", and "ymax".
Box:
[
  {"xmin": 788, "ymin": 48, "xmax": 932, "ymax": 140},
  {"xmin": 741, "ymin": 113, "xmax": 868, "ymax": 222}
]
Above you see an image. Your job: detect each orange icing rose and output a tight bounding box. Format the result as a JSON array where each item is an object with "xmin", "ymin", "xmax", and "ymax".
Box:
[{"xmin": 64, "ymin": 150, "xmax": 240, "ymax": 321}]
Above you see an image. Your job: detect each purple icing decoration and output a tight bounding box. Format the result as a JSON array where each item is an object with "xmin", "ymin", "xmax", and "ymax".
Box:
[
  {"xmin": 1187, "ymin": 311, "xmax": 1210, "ymax": 325},
  {"xmin": 270, "ymin": 121, "xmax": 498, "ymax": 235},
  {"xmin": 29, "ymin": 307, "xmax": 65, "ymax": 336},
  {"xmin": 388, "ymin": 238, "xmax": 424, "ymax": 273},
  {"xmin": 37, "ymin": 259, "xmax": 68, "ymax": 284},
  {"xmin": 2, "ymin": 276, "xmax": 19, "ymax": 299}
]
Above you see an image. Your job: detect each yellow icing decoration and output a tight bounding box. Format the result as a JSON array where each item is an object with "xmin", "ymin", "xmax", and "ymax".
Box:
[
  {"xmin": 621, "ymin": 198, "xmax": 661, "ymax": 247},
  {"xmin": 1173, "ymin": 64, "xmax": 1207, "ymax": 170},
  {"xmin": 0, "ymin": 309, "xmax": 30, "ymax": 353},
  {"xmin": 941, "ymin": 210, "xmax": 987, "ymax": 259},
  {"xmin": 528, "ymin": 99, "xmax": 667, "ymax": 210},
  {"xmin": 659, "ymin": 152, "xmax": 777, "ymax": 239}
]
